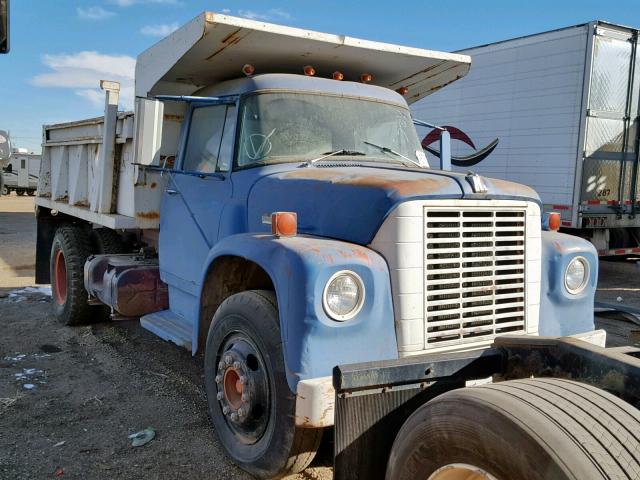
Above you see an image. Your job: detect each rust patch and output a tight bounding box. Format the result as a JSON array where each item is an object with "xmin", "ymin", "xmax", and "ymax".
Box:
[
  {"xmin": 137, "ymin": 211, "xmax": 160, "ymax": 220},
  {"xmin": 205, "ymin": 28, "xmax": 245, "ymax": 60},
  {"xmin": 281, "ymin": 169, "xmax": 450, "ymax": 197},
  {"xmin": 163, "ymin": 114, "xmax": 184, "ymax": 122}
]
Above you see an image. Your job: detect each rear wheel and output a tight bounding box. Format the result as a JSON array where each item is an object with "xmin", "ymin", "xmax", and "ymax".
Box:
[
  {"xmin": 204, "ymin": 290, "xmax": 322, "ymax": 479},
  {"xmin": 27, "ymin": 190, "xmax": 35, "ymax": 196},
  {"xmin": 50, "ymin": 225, "xmax": 93, "ymax": 325},
  {"xmin": 16, "ymin": 188, "xmax": 25, "ymax": 196},
  {"xmin": 386, "ymin": 378, "xmax": 640, "ymax": 480},
  {"xmin": 90, "ymin": 228, "xmax": 125, "ymax": 254}
]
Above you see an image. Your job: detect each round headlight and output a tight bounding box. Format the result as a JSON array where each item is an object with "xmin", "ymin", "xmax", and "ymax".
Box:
[
  {"xmin": 323, "ymin": 271, "xmax": 365, "ymax": 321},
  {"xmin": 565, "ymin": 256, "xmax": 589, "ymax": 294}
]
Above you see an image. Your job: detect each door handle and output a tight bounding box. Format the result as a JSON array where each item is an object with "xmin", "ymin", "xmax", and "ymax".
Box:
[{"xmin": 166, "ymin": 189, "xmax": 179, "ymax": 195}]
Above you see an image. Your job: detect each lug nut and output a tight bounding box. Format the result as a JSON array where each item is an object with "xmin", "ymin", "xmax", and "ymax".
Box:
[
  {"xmin": 216, "ymin": 392, "xmax": 224, "ymax": 400},
  {"xmin": 215, "ymin": 375, "xmax": 222, "ymax": 383},
  {"xmin": 230, "ymin": 412, "xmax": 239, "ymax": 421},
  {"xmin": 233, "ymin": 361, "xmax": 240, "ymax": 369},
  {"xmin": 238, "ymin": 408, "xmax": 245, "ymax": 418},
  {"xmin": 239, "ymin": 376, "xmax": 246, "ymax": 385},
  {"xmin": 222, "ymin": 406, "xmax": 230, "ymax": 415},
  {"xmin": 225, "ymin": 355, "xmax": 233, "ymax": 365},
  {"xmin": 241, "ymin": 394, "xmax": 248, "ymax": 402},
  {"xmin": 218, "ymin": 361, "xmax": 224, "ymax": 370}
]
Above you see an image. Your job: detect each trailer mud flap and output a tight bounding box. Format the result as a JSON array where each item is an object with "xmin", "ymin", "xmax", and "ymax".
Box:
[{"xmin": 332, "ymin": 349, "xmax": 503, "ymax": 480}]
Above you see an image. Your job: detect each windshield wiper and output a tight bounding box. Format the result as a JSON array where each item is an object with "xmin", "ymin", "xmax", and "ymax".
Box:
[
  {"xmin": 363, "ymin": 140, "xmax": 423, "ymax": 168},
  {"xmin": 307, "ymin": 149, "xmax": 366, "ymax": 166}
]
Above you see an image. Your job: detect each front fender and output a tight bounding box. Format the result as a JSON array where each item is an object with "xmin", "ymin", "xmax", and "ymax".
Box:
[
  {"xmin": 199, "ymin": 234, "xmax": 398, "ymax": 392},
  {"xmin": 538, "ymin": 230, "xmax": 598, "ymax": 336}
]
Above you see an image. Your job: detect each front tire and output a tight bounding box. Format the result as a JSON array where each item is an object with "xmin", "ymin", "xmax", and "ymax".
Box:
[
  {"xmin": 386, "ymin": 378, "xmax": 640, "ymax": 480},
  {"xmin": 50, "ymin": 225, "xmax": 93, "ymax": 325},
  {"xmin": 204, "ymin": 290, "xmax": 322, "ymax": 479}
]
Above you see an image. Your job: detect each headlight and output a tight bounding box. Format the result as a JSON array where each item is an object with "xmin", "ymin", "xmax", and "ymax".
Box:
[
  {"xmin": 323, "ymin": 270, "xmax": 365, "ymax": 321},
  {"xmin": 564, "ymin": 256, "xmax": 589, "ymax": 294}
]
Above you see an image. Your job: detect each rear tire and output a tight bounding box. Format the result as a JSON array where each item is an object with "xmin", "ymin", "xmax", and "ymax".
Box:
[
  {"xmin": 16, "ymin": 188, "xmax": 25, "ymax": 196},
  {"xmin": 204, "ymin": 290, "xmax": 322, "ymax": 479},
  {"xmin": 386, "ymin": 378, "xmax": 640, "ymax": 480},
  {"xmin": 50, "ymin": 225, "xmax": 94, "ymax": 326},
  {"xmin": 90, "ymin": 228, "xmax": 125, "ymax": 254},
  {"xmin": 27, "ymin": 190, "xmax": 35, "ymax": 196}
]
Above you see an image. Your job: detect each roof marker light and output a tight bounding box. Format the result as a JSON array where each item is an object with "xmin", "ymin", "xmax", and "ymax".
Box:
[
  {"xmin": 396, "ymin": 86, "xmax": 409, "ymax": 95},
  {"xmin": 242, "ymin": 64, "xmax": 255, "ymax": 76},
  {"xmin": 360, "ymin": 73, "xmax": 373, "ymax": 83},
  {"xmin": 332, "ymin": 71, "xmax": 344, "ymax": 81},
  {"xmin": 303, "ymin": 65, "xmax": 316, "ymax": 76}
]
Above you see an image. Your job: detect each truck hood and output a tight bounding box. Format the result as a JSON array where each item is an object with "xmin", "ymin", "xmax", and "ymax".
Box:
[{"xmin": 246, "ymin": 164, "xmax": 539, "ymax": 245}]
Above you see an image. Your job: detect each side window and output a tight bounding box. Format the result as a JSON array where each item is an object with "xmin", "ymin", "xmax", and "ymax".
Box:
[{"xmin": 182, "ymin": 104, "xmax": 236, "ymax": 173}]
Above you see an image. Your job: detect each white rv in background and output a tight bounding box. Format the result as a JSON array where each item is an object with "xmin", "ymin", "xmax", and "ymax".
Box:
[
  {"xmin": 413, "ymin": 21, "xmax": 640, "ymax": 255},
  {"xmin": 1, "ymin": 152, "xmax": 40, "ymax": 196}
]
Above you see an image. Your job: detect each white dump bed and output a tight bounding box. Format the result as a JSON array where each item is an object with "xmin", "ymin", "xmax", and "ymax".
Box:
[
  {"xmin": 137, "ymin": 12, "xmax": 470, "ymax": 103},
  {"xmin": 36, "ymin": 12, "xmax": 470, "ymax": 230}
]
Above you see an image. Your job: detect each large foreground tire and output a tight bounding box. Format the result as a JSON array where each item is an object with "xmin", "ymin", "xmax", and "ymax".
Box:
[
  {"xmin": 386, "ymin": 378, "xmax": 640, "ymax": 480},
  {"xmin": 204, "ymin": 290, "xmax": 322, "ymax": 479},
  {"xmin": 50, "ymin": 225, "xmax": 93, "ymax": 326}
]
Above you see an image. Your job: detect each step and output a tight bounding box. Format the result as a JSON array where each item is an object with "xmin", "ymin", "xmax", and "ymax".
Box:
[{"xmin": 140, "ymin": 310, "xmax": 192, "ymax": 351}]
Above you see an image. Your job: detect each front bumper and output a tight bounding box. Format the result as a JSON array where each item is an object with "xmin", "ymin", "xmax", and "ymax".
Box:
[{"xmin": 294, "ymin": 329, "xmax": 607, "ymax": 428}]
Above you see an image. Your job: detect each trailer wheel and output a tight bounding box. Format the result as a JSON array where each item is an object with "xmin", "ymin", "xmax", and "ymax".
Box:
[
  {"xmin": 16, "ymin": 188, "xmax": 25, "ymax": 196},
  {"xmin": 204, "ymin": 290, "xmax": 322, "ymax": 479},
  {"xmin": 27, "ymin": 190, "xmax": 35, "ymax": 196},
  {"xmin": 386, "ymin": 378, "xmax": 640, "ymax": 480},
  {"xmin": 50, "ymin": 225, "xmax": 93, "ymax": 325}
]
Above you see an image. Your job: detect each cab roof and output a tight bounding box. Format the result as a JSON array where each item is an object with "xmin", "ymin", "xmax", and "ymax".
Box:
[{"xmin": 136, "ymin": 12, "xmax": 471, "ymax": 104}]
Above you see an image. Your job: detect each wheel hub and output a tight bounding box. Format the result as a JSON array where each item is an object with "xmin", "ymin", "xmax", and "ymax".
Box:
[
  {"xmin": 215, "ymin": 336, "xmax": 269, "ymax": 442},
  {"xmin": 53, "ymin": 249, "xmax": 67, "ymax": 306}
]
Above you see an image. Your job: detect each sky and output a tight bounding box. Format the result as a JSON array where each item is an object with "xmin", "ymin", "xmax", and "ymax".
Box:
[{"xmin": 1, "ymin": 0, "xmax": 640, "ymax": 153}]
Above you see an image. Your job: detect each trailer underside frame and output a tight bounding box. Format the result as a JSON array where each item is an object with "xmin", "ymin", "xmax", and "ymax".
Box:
[{"xmin": 332, "ymin": 335, "xmax": 640, "ymax": 480}]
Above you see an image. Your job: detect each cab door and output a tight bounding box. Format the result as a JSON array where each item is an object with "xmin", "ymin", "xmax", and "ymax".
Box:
[{"xmin": 159, "ymin": 100, "xmax": 237, "ymax": 313}]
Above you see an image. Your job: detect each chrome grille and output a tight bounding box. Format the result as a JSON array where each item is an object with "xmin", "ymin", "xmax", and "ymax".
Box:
[{"xmin": 424, "ymin": 207, "xmax": 526, "ymax": 348}]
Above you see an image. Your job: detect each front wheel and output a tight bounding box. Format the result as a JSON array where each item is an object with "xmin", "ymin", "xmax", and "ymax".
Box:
[
  {"xmin": 386, "ymin": 378, "xmax": 640, "ymax": 480},
  {"xmin": 1, "ymin": 184, "xmax": 8, "ymax": 196},
  {"xmin": 204, "ymin": 290, "xmax": 322, "ymax": 479}
]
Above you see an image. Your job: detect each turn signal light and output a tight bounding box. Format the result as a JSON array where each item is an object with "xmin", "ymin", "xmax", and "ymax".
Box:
[
  {"xmin": 303, "ymin": 65, "xmax": 316, "ymax": 76},
  {"xmin": 360, "ymin": 73, "xmax": 373, "ymax": 83},
  {"xmin": 272, "ymin": 212, "xmax": 297, "ymax": 237},
  {"xmin": 242, "ymin": 64, "xmax": 255, "ymax": 76},
  {"xmin": 396, "ymin": 86, "xmax": 409, "ymax": 95},
  {"xmin": 544, "ymin": 212, "xmax": 561, "ymax": 231},
  {"xmin": 332, "ymin": 71, "xmax": 344, "ymax": 81}
]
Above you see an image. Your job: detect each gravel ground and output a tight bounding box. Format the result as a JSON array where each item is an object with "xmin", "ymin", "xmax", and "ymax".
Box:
[{"xmin": 0, "ymin": 194, "xmax": 638, "ymax": 479}]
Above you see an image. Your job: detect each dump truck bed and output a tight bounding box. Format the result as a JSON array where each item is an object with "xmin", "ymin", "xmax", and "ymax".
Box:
[{"xmin": 35, "ymin": 12, "xmax": 471, "ymax": 231}]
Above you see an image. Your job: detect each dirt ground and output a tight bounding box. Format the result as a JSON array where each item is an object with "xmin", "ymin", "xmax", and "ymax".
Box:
[{"xmin": 1, "ymin": 194, "xmax": 639, "ymax": 479}]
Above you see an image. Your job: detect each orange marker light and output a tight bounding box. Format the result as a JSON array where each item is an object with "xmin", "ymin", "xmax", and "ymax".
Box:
[
  {"xmin": 396, "ymin": 86, "xmax": 409, "ymax": 95},
  {"xmin": 360, "ymin": 73, "xmax": 373, "ymax": 83},
  {"xmin": 303, "ymin": 65, "xmax": 316, "ymax": 76},
  {"xmin": 242, "ymin": 64, "xmax": 255, "ymax": 76},
  {"xmin": 272, "ymin": 212, "xmax": 297, "ymax": 237},
  {"xmin": 548, "ymin": 212, "xmax": 561, "ymax": 231},
  {"xmin": 332, "ymin": 71, "xmax": 344, "ymax": 81}
]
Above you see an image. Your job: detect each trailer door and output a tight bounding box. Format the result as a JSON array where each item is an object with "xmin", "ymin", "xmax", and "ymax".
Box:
[
  {"xmin": 17, "ymin": 157, "xmax": 27, "ymax": 187},
  {"xmin": 581, "ymin": 26, "xmax": 639, "ymax": 214}
]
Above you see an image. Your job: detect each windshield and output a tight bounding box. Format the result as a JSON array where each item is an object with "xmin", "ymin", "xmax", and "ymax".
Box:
[{"xmin": 236, "ymin": 92, "xmax": 423, "ymax": 168}]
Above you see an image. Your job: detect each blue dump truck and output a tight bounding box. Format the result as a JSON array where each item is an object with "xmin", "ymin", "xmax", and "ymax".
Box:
[{"xmin": 34, "ymin": 13, "xmax": 640, "ymax": 480}]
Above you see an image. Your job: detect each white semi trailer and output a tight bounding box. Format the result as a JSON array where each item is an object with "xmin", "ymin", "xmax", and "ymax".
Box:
[{"xmin": 412, "ymin": 20, "xmax": 640, "ymax": 256}]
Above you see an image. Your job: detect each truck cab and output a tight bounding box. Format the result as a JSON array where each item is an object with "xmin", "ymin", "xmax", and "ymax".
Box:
[{"xmin": 34, "ymin": 13, "xmax": 603, "ymax": 479}]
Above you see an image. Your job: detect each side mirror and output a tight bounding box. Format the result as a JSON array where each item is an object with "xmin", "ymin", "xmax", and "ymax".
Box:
[{"xmin": 0, "ymin": 0, "xmax": 8, "ymax": 54}]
